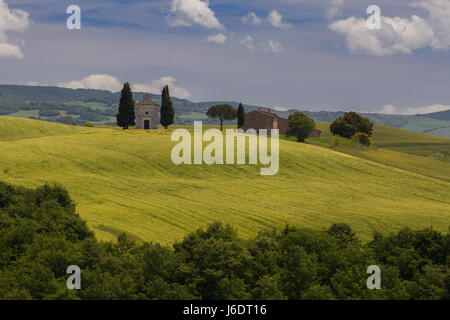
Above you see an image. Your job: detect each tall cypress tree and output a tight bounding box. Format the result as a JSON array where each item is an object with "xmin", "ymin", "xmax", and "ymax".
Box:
[
  {"xmin": 116, "ymin": 82, "xmax": 135, "ymax": 129},
  {"xmin": 237, "ymin": 103, "xmax": 245, "ymax": 129},
  {"xmin": 160, "ymin": 85, "xmax": 175, "ymax": 129}
]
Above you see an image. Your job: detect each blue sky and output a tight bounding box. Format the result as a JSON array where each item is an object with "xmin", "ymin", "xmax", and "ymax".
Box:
[{"xmin": 1, "ymin": 0, "xmax": 450, "ymax": 114}]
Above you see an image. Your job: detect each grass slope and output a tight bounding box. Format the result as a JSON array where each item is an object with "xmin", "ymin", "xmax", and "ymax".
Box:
[
  {"xmin": 312, "ymin": 123, "xmax": 450, "ymax": 182},
  {"xmin": 0, "ymin": 116, "xmax": 100, "ymax": 142},
  {"xmin": 0, "ymin": 117, "xmax": 449, "ymax": 245}
]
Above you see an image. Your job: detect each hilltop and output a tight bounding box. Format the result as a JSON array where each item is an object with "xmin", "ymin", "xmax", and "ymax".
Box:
[
  {"xmin": 0, "ymin": 116, "xmax": 101, "ymax": 141},
  {"xmin": 1, "ymin": 85, "xmax": 449, "ymax": 137},
  {"xmin": 418, "ymin": 109, "xmax": 450, "ymax": 121},
  {"xmin": 0, "ymin": 116, "xmax": 448, "ymax": 245}
]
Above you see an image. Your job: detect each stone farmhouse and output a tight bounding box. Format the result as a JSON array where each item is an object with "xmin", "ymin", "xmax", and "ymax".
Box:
[
  {"xmin": 243, "ymin": 108, "xmax": 321, "ymax": 138},
  {"xmin": 244, "ymin": 108, "xmax": 288, "ymax": 134},
  {"xmin": 135, "ymin": 94, "xmax": 159, "ymax": 130}
]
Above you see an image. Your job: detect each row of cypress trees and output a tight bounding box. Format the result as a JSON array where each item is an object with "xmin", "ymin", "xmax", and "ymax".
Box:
[{"xmin": 116, "ymin": 82, "xmax": 175, "ymax": 130}]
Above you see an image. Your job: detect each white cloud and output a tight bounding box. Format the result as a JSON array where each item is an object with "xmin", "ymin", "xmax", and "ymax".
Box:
[
  {"xmin": 242, "ymin": 12, "xmax": 262, "ymax": 26},
  {"xmin": 242, "ymin": 10, "xmax": 292, "ymax": 29},
  {"xmin": 329, "ymin": 15, "xmax": 434, "ymax": 56},
  {"xmin": 263, "ymin": 40, "xmax": 284, "ymax": 53},
  {"xmin": 241, "ymin": 35, "xmax": 255, "ymax": 50},
  {"xmin": 412, "ymin": 0, "xmax": 450, "ymax": 50},
  {"xmin": 0, "ymin": 0, "xmax": 30, "ymax": 58},
  {"xmin": 0, "ymin": 42, "xmax": 23, "ymax": 58},
  {"xmin": 206, "ymin": 33, "xmax": 227, "ymax": 44},
  {"xmin": 329, "ymin": 0, "xmax": 450, "ymax": 55},
  {"xmin": 405, "ymin": 104, "xmax": 450, "ymax": 115},
  {"xmin": 240, "ymin": 36, "xmax": 284, "ymax": 53},
  {"xmin": 58, "ymin": 74, "xmax": 123, "ymax": 92},
  {"xmin": 168, "ymin": 0, "xmax": 224, "ymax": 29},
  {"xmin": 267, "ymin": 10, "xmax": 292, "ymax": 29},
  {"xmin": 326, "ymin": 0, "xmax": 344, "ymax": 20},
  {"xmin": 272, "ymin": 105, "xmax": 290, "ymax": 111},
  {"xmin": 379, "ymin": 104, "xmax": 450, "ymax": 115},
  {"xmin": 239, "ymin": 10, "xmax": 289, "ymax": 53},
  {"xmin": 133, "ymin": 76, "xmax": 192, "ymax": 99},
  {"xmin": 381, "ymin": 104, "xmax": 397, "ymax": 114},
  {"xmin": 57, "ymin": 74, "xmax": 192, "ymax": 99}
]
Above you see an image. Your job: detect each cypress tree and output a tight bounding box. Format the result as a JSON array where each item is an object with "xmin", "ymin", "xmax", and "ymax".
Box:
[
  {"xmin": 237, "ymin": 103, "xmax": 245, "ymax": 129},
  {"xmin": 160, "ymin": 85, "xmax": 175, "ymax": 129},
  {"xmin": 116, "ymin": 82, "xmax": 135, "ymax": 129}
]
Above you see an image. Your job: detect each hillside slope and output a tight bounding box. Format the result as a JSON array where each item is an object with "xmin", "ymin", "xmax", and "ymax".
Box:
[
  {"xmin": 419, "ymin": 109, "xmax": 450, "ymax": 121},
  {"xmin": 0, "ymin": 117, "xmax": 449, "ymax": 244},
  {"xmin": 312, "ymin": 123, "xmax": 450, "ymax": 181},
  {"xmin": 0, "ymin": 116, "xmax": 100, "ymax": 141}
]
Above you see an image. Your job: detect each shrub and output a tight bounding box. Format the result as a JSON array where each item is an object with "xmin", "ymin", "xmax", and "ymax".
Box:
[
  {"xmin": 84, "ymin": 121, "xmax": 94, "ymax": 127},
  {"xmin": 353, "ymin": 132, "xmax": 372, "ymax": 147}
]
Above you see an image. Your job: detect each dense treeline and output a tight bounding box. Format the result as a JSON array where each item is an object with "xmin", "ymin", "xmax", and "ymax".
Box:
[
  {"xmin": 0, "ymin": 182, "xmax": 448, "ymax": 300},
  {"xmin": 0, "ymin": 85, "xmax": 118, "ymax": 105},
  {"xmin": 0, "ymin": 100, "xmax": 114, "ymax": 122}
]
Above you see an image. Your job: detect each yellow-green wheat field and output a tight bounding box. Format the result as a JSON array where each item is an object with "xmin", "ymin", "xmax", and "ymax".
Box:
[{"xmin": 1, "ymin": 117, "xmax": 449, "ymax": 244}]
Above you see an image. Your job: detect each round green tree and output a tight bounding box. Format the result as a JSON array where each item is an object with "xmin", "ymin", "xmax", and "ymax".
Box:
[
  {"xmin": 206, "ymin": 104, "xmax": 237, "ymax": 131},
  {"xmin": 330, "ymin": 111, "xmax": 373, "ymax": 139},
  {"xmin": 286, "ymin": 112, "xmax": 315, "ymax": 142}
]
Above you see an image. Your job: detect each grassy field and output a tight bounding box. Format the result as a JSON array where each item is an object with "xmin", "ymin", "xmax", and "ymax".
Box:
[
  {"xmin": 310, "ymin": 123, "xmax": 450, "ymax": 182},
  {"xmin": 6, "ymin": 109, "xmax": 40, "ymax": 118},
  {"xmin": 1, "ymin": 116, "xmax": 449, "ymax": 245},
  {"xmin": 0, "ymin": 117, "xmax": 100, "ymax": 141}
]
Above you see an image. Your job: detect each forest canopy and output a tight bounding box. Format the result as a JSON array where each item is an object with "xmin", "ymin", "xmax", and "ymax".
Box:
[{"xmin": 0, "ymin": 181, "xmax": 448, "ymax": 300}]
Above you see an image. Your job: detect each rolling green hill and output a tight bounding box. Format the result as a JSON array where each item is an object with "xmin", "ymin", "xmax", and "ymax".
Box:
[
  {"xmin": 1, "ymin": 85, "xmax": 449, "ymax": 137},
  {"xmin": 0, "ymin": 116, "xmax": 101, "ymax": 142},
  {"xmin": 310, "ymin": 123, "xmax": 450, "ymax": 182},
  {"xmin": 419, "ymin": 109, "xmax": 450, "ymax": 121},
  {"xmin": 0, "ymin": 116, "xmax": 449, "ymax": 245}
]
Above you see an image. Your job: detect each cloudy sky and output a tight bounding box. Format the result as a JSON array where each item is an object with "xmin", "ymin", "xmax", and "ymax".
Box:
[{"xmin": 1, "ymin": 0, "xmax": 450, "ymax": 114}]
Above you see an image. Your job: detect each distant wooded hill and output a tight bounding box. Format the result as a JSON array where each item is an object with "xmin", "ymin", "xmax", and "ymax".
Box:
[{"xmin": 0, "ymin": 85, "xmax": 449, "ymax": 137}]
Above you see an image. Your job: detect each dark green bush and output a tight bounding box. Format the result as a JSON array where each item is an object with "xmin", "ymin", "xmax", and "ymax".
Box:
[{"xmin": 330, "ymin": 112, "xmax": 374, "ymax": 139}]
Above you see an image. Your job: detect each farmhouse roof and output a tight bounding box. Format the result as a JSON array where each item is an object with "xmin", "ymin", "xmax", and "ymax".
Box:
[{"xmin": 254, "ymin": 108, "xmax": 281, "ymax": 119}]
